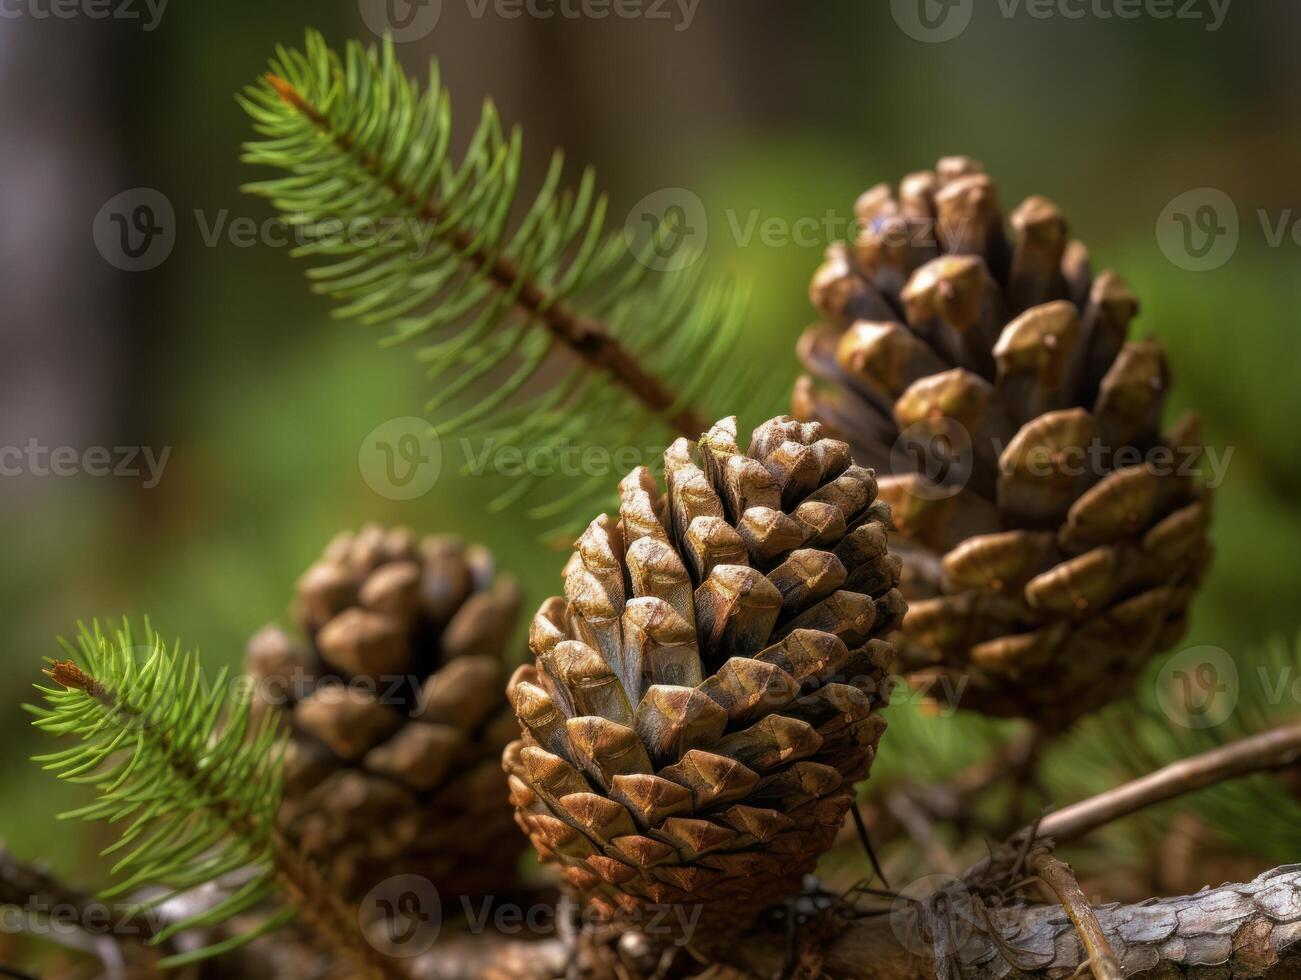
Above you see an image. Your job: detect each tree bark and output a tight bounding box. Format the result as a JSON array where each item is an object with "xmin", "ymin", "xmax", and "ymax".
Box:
[
  {"xmin": 814, "ymin": 864, "xmax": 1301, "ymax": 979},
  {"xmin": 421, "ymin": 866, "xmax": 1301, "ymax": 979}
]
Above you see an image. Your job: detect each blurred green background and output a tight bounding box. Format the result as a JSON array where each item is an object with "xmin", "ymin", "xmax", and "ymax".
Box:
[{"xmin": 2, "ymin": 0, "xmax": 1299, "ymax": 890}]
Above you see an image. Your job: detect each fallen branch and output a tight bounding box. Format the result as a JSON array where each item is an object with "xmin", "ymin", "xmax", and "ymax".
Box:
[
  {"xmin": 813, "ymin": 864, "xmax": 1301, "ymax": 979},
  {"xmin": 386, "ymin": 866, "xmax": 1301, "ymax": 979}
]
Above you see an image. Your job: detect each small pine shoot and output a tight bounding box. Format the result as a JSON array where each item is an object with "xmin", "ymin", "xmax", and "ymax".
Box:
[
  {"xmin": 28, "ymin": 621, "xmax": 289, "ymax": 965},
  {"xmin": 237, "ymin": 31, "xmax": 769, "ymax": 532},
  {"xmin": 27, "ymin": 621, "xmax": 402, "ymax": 978}
]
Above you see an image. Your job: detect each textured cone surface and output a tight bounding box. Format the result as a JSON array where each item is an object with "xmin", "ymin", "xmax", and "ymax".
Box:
[
  {"xmin": 793, "ymin": 157, "xmax": 1213, "ymax": 726},
  {"xmin": 245, "ymin": 524, "xmax": 525, "ymax": 901},
  {"xmin": 504, "ymin": 416, "xmax": 900, "ymax": 930}
]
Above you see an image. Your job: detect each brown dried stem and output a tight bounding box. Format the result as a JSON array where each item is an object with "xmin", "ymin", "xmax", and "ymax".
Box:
[
  {"xmin": 1026, "ymin": 847, "xmax": 1121, "ymax": 980},
  {"xmin": 1038, "ymin": 721, "xmax": 1301, "ymax": 844},
  {"xmin": 265, "ymin": 74, "xmax": 709, "ymax": 441}
]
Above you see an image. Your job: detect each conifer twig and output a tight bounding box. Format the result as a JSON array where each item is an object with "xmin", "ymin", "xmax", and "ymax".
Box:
[{"xmin": 264, "ymin": 73, "xmax": 709, "ymax": 441}]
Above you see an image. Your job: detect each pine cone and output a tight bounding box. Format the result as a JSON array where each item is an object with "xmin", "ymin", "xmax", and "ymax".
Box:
[
  {"xmin": 245, "ymin": 524, "xmax": 525, "ymax": 902},
  {"xmin": 793, "ymin": 157, "xmax": 1213, "ymax": 727},
  {"xmin": 503, "ymin": 416, "xmax": 901, "ymax": 933}
]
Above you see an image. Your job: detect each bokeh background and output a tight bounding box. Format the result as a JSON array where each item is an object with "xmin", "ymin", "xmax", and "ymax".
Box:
[{"xmin": 3, "ymin": 0, "xmax": 1299, "ymax": 908}]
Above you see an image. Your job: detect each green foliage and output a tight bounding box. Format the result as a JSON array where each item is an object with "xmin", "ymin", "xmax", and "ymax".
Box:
[
  {"xmin": 237, "ymin": 31, "xmax": 768, "ymax": 532},
  {"xmin": 27, "ymin": 621, "xmax": 293, "ymax": 967},
  {"xmin": 865, "ymin": 693, "xmax": 1011, "ymax": 789}
]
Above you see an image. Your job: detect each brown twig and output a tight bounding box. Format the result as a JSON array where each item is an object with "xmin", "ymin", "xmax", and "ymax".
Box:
[
  {"xmin": 884, "ymin": 793, "xmax": 960, "ymax": 876},
  {"xmin": 1026, "ymin": 848, "xmax": 1121, "ymax": 980},
  {"xmin": 265, "ymin": 74, "xmax": 710, "ymax": 442},
  {"xmin": 1038, "ymin": 721, "xmax": 1301, "ymax": 844}
]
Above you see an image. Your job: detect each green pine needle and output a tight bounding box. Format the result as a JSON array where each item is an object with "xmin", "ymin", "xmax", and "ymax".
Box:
[
  {"xmin": 28, "ymin": 620, "xmax": 289, "ymax": 967},
  {"xmin": 238, "ymin": 31, "xmax": 770, "ymax": 534}
]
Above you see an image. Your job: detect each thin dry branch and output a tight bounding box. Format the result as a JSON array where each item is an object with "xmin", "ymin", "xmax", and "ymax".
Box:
[
  {"xmin": 1026, "ymin": 848, "xmax": 1121, "ymax": 980},
  {"xmin": 266, "ymin": 75, "xmax": 710, "ymax": 441},
  {"xmin": 1039, "ymin": 721, "xmax": 1301, "ymax": 844}
]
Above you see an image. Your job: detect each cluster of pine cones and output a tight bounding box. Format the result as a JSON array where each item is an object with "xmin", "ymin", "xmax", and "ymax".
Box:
[{"xmin": 245, "ymin": 157, "xmax": 1212, "ymax": 969}]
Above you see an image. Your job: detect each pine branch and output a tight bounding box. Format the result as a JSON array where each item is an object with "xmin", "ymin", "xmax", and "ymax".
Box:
[
  {"xmin": 27, "ymin": 621, "xmax": 405, "ymax": 980},
  {"xmin": 817, "ymin": 866, "xmax": 1301, "ymax": 979},
  {"xmin": 386, "ymin": 867, "xmax": 1301, "ymax": 979},
  {"xmin": 238, "ymin": 32, "xmax": 765, "ymax": 526},
  {"xmin": 262, "ymin": 72, "xmax": 708, "ymax": 441},
  {"xmin": 940, "ymin": 721, "xmax": 1301, "ymax": 908}
]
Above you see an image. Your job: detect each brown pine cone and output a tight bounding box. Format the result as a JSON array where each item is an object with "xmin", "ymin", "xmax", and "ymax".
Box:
[
  {"xmin": 245, "ymin": 524, "xmax": 525, "ymax": 902},
  {"xmin": 792, "ymin": 157, "xmax": 1213, "ymax": 727},
  {"xmin": 503, "ymin": 416, "xmax": 901, "ymax": 934}
]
